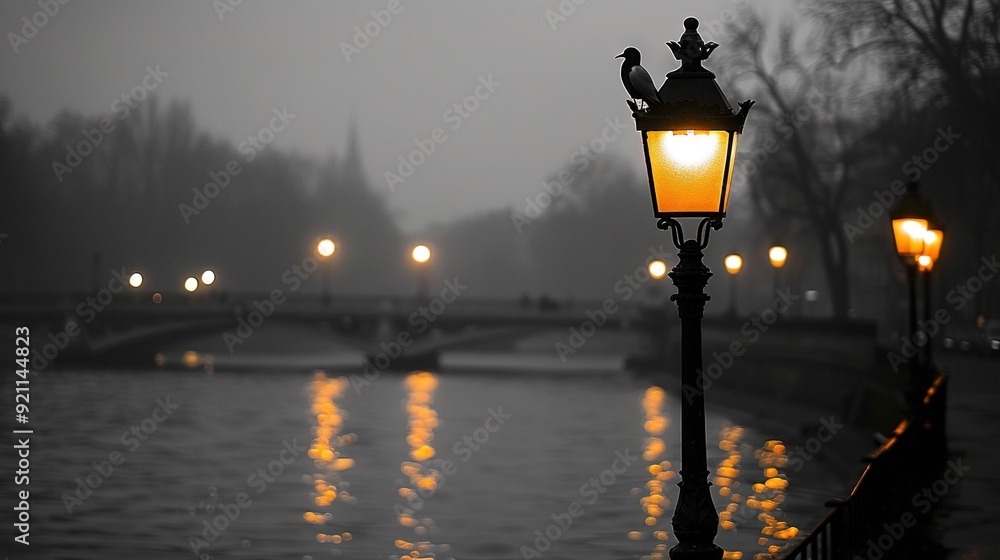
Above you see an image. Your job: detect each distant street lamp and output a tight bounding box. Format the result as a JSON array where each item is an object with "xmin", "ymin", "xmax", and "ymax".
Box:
[
  {"xmin": 127, "ymin": 271, "xmax": 144, "ymax": 305},
  {"xmin": 768, "ymin": 244, "xmax": 787, "ymax": 295},
  {"xmin": 919, "ymin": 227, "xmax": 944, "ymax": 364},
  {"xmin": 620, "ymin": 17, "xmax": 753, "ymax": 560},
  {"xmin": 317, "ymin": 238, "xmax": 336, "ymax": 258},
  {"xmin": 768, "ymin": 245, "xmax": 787, "ymax": 268},
  {"xmin": 316, "ymin": 237, "xmax": 337, "ymax": 307},
  {"xmin": 411, "ymin": 244, "xmax": 431, "ymax": 264},
  {"xmin": 648, "ymin": 259, "xmax": 668, "ymax": 280},
  {"xmin": 201, "ymin": 269, "xmax": 216, "ymax": 286},
  {"xmin": 184, "ymin": 277, "xmax": 199, "ymax": 293},
  {"xmin": 411, "ymin": 244, "xmax": 432, "ymax": 301},
  {"xmin": 889, "ymin": 182, "xmax": 933, "ymax": 407},
  {"xmin": 723, "ymin": 254, "xmax": 742, "ymax": 317}
]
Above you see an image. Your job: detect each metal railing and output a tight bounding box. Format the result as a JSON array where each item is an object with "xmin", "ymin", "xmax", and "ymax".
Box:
[{"xmin": 780, "ymin": 370, "xmax": 948, "ymax": 560}]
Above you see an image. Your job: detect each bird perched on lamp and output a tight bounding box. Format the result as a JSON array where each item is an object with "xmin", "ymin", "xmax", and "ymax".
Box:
[{"xmin": 616, "ymin": 47, "xmax": 661, "ymax": 113}]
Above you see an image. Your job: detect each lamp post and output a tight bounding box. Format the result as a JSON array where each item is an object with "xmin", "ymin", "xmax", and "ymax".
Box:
[
  {"xmin": 919, "ymin": 227, "xmax": 943, "ymax": 365},
  {"xmin": 316, "ymin": 237, "xmax": 336, "ymax": 307},
  {"xmin": 411, "ymin": 244, "xmax": 431, "ymax": 302},
  {"xmin": 767, "ymin": 244, "xmax": 787, "ymax": 295},
  {"xmin": 723, "ymin": 254, "xmax": 742, "ymax": 317},
  {"xmin": 128, "ymin": 271, "xmax": 143, "ymax": 304},
  {"xmin": 889, "ymin": 182, "xmax": 932, "ymax": 408},
  {"xmin": 620, "ymin": 17, "xmax": 753, "ymax": 560}
]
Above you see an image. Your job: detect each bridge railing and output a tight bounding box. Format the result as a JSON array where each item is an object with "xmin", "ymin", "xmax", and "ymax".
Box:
[{"xmin": 779, "ymin": 368, "xmax": 948, "ymax": 560}]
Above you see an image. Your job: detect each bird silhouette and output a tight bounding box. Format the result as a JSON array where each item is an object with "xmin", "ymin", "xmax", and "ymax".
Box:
[{"xmin": 616, "ymin": 47, "xmax": 661, "ymax": 112}]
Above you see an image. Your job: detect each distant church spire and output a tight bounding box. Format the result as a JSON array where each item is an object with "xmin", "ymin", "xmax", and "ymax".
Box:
[{"xmin": 341, "ymin": 117, "xmax": 367, "ymax": 189}]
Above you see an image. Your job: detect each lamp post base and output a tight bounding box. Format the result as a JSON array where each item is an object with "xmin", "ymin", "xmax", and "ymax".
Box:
[
  {"xmin": 670, "ymin": 475, "xmax": 724, "ymax": 560},
  {"xmin": 670, "ymin": 543, "xmax": 724, "ymax": 560}
]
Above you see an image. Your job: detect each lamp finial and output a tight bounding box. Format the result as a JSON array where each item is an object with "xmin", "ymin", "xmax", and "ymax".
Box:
[{"xmin": 667, "ymin": 17, "xmax": 719, "ymax": 72}]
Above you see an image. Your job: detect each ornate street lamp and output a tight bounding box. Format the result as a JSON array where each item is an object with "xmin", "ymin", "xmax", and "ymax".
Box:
[
  {"xmin": 889, "ymin": 182, "xmax": 934, "ymax": 404},
  {"xmin": 620, "ymin": 17, "xmax": 753, "ymax": 560}
]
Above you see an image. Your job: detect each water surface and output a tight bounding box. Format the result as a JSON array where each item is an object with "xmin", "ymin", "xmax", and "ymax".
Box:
[{"xmin": 11, "ymin": 368, "xmax": 841, "ymax": 559}]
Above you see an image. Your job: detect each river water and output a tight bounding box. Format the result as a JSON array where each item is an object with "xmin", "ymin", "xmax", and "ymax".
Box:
[{"xmin": 7, "ymin": 368, "xmax": 844, "ymax": 560}]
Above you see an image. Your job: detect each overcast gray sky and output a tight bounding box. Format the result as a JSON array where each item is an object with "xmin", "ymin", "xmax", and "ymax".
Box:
[{"xmin": 1, "ymin": 0, "xmax": 790, "ymax": 232}]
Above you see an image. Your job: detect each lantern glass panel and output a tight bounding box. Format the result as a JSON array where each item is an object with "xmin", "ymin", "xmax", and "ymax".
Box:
[
  {"xmin": 891, "ymin": 218, "xmax": 927, "ymax": 257},
  {"xmin": 645, "ymin": 130, "xmax": 737, "ymax": 216}
]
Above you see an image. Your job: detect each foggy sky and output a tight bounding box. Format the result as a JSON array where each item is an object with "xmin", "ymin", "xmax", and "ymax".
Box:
[{"xmin": 1, "ymin": 0, "xmax": 790, "ymax": 232}]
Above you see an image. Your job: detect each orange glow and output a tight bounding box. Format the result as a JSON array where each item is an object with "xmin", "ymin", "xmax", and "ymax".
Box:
[
  {"xmin": 152, "ymin": 292, "xmax": 162, "ymax": 303},
  {"xmin": 748, "ymin": 439, "xmax": 799, "ymax": 554},
  {"xmin": 317, "ymin": 238, "xmax": 336, "ymax": 258},
  {"xmin": 128, "ymin": 272, "xmax": 143, "ymax": 288},
  {"xmin": 768, "ymin": 246, "xmax": 787, "ymax": 268},
  {"xmin": 917, "ymin": 254, "xmax": 933, "ymax": 271},
  {"xmin": 645, "ymin": 130, "xmax": 738, "ymax": 215},
  {"xmin": 411, "ymin": 244, "xmax": 431, "ymax": 263},
  {"xmin": 398, "ymin": 371, "xmax": 446, "ymax": 555},
  {"xmin": 921, "ymin": 229, "xmax": 943, "ymax": 267},
  {"xmin": 182, "ymin": 351, "xmax": 199, "ymax": 369},
  {"xmin": 304, "ymin": 373, "xmax": 355, "ymax": 540},
  {"xmin": 715, "ymin": 423, "xmax": 745, "ymax": 534},
  {"xmin": 724, "ymin": 254, "xmax": 742, "ymax": 275},
  {"xmin": 184, "ymin": 277, "xmax": 198, "ymax": 292},
  {"xmin": 634, "ymin": 386, "xmax": 674, "ymax": 545},
  {"xmin": 892, "ymin": 218, "xmax": 927, "ymax": 258},
  {"xmin": 648, "ymin": 259, "xmax": 667, "ymax": 280}
]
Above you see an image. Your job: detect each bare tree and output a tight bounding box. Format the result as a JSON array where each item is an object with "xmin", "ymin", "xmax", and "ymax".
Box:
[
  {"xmin": 720, "ymin": 8, "xmax": 883, "ymax": 317},
  {"xmin": 815, "ymin": 0, "xmax": 1000, "ymax": 317}
]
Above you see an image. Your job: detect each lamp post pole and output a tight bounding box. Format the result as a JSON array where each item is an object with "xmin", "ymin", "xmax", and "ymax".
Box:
[
  {"xmin": 890, "ymin": 182, "xmax": 933, "ymax": 415},
  {"xmin": 768, "ymin": 245, "xmax": 787, "ymax": 296},
  {"xmin": 316, "ymin": 238, "xmax": 336, "ymax": 308},
  {"xmin": 728, "ymin": 274, "xmax": 738, "ymax": 318},
  {"xmin": 668, "ymin": 238, "xmax": 722, "ymax": 560},
  {"xmin": 918, "ymin": 228, "xmax": 943, "ymax": 369},
  {"xmin": 411, "ymin": 244, "xmax": 432, "ymax": 303},
  {"xmin": 906, "ymin": 262, "xmax": 919, "ymax": 368},
  {"xmin": 922, "ymin": 267, "xmax": 932, "ymax": 366}
]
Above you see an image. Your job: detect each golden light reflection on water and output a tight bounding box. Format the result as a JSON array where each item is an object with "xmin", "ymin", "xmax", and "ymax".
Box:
[
  {"xmin": 717, "ymin": 423, "xmax": 745, "ymax": 532},
  {"xmin": 303, "ymin": 372, "xmax": 356, "ymax": 548},
  {"xmin": 748, "ymin": 440, "xmax": 798, "ymax": 559},
  {"xmin": 630, "ymin": 386, "xmax": 675, "ymax": 560},
  {"xmin": 397, "ymin": 371, "xmax": 450, "ymax": 560},
  {"xmin": 716, "ymin": 423, "xmax": 746, "ymax": 560}
]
